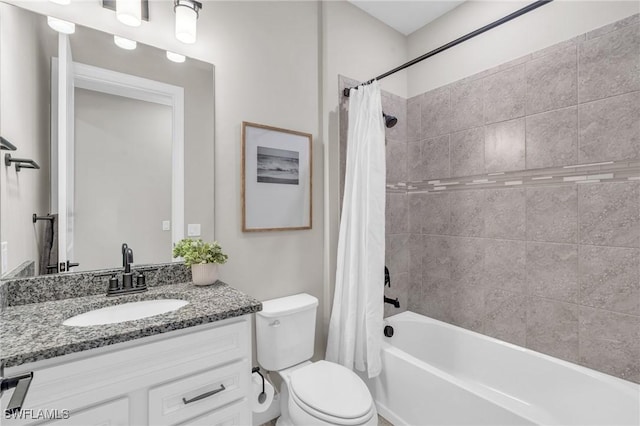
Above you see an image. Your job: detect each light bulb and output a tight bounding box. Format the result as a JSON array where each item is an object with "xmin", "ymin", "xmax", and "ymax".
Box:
[
  {"xmin": 116, "ymin": 0, "xmax": 141, "ymax": 27},
  {"xmin": 47, "ymin": 16, "xmax": 75, "ymax": 34},
  {"xmin": 175, "ymin": 1, "xmax": 198, "ymax": 44},
  {"xmin": 166, "ymin": 51, "xmax": 186, "ymax": 63},
  {"xmin": 114, "ymin": 35, "xmax": 137, "ymax": 50}
]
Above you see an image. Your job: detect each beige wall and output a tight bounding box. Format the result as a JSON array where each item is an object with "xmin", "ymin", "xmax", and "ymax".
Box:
[
  {"xmin": 407, "ymin": 1, "xmax": 640, "ymax": 96},
  {"xmin": 0, "ymin": 4, "xmax": 53, "ymax": 275},
  {"xmin": 74, "ymin": 89, "xmax": 172, "ymax": 271}
]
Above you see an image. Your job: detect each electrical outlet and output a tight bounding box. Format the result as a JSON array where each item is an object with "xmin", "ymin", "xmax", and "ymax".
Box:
[
  {"xmin": 187, "ymin": 224, "xmax": 201, "ymax": 237},
  {"xmin": 162, "ymin": 220, "xmax": 171, "ymax": 231},
  {"xmin": 1, "ymin": 242, "xmax": 8, "ymax": 275}
]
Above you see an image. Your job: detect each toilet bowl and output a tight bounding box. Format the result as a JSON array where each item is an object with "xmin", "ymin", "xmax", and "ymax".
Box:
[
  {"xmin": 277, "ymin": 361, "xmax": 377, "ymax": 426},
  {"xmin": 255, "ymin": 294, "xmax": 378, "ymax": 426}
]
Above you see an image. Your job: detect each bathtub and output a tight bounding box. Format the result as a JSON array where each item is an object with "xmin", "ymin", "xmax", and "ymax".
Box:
[{"xmin": 366, "ymin": 311, "xmax": 639, "ymax": 426}]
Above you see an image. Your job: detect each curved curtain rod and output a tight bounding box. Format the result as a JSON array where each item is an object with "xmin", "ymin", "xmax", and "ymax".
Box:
[{"xmin": 344, "ymin": 0, "xmax": 554, "ymax": 97}]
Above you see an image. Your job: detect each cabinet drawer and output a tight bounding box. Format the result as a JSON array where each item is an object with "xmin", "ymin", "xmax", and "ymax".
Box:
[
  {"xmin": 178, "ymin": 399, "xmax": 250, "ymax": 426},
  {"xmin": 148, "ymin": 360, "xmax": 249, "ymax": 426}
]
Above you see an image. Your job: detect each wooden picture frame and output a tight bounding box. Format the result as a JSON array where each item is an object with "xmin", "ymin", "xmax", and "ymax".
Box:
[{"xmin": 241, "ymin": 122, "xmax": 312, "ymax": 232}]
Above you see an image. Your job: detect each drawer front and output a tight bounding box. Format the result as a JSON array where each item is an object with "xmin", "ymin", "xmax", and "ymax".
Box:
[
  {"xmin": 148, "ymin": 360, "xmax": 249, "ymax": 426},
  {"xmin": 178, "ymin": 399, "xmax": 250, "ymax": 426}
]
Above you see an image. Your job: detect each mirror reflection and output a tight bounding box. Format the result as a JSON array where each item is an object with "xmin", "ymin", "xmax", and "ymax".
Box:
[{"xmin": 0, "ymin": 3, "xmax": 215, "ymax": 277}]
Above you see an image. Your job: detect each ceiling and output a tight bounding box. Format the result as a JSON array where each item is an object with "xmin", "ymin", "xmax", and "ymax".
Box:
[{"xmin": 348, "ymin": 1, "xmax": 465, "ymax": 36}]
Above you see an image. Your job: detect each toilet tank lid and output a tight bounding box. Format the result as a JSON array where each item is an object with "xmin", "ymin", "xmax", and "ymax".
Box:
[{"xmin": 257, "ymin": 293, "xmax": 318, "ymax": 318}]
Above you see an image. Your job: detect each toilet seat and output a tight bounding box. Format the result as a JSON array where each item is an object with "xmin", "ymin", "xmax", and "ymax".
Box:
[{"xmin": 289, "ymin": 361, "xmax": 375, "ymax": 425}]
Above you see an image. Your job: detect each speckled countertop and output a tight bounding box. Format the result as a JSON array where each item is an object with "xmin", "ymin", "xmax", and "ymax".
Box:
[{"xmin": 0, "ymin": 281, "xmax": 261, "ymax": 368}]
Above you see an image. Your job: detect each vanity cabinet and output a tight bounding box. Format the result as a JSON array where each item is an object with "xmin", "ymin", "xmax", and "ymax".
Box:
[{"xmin": 1, "ymin": 316, "xmax": 252, "ymax": 426}]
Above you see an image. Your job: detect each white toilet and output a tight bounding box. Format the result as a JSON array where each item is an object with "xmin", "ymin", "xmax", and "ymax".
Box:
[{"xmin": 256, "ymin": 293, "xmax": 378, "ymax": 426}]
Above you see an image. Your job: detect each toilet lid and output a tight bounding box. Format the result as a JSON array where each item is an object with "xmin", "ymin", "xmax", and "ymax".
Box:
[{"xmin": 290, "ymin": 361, "xmax": 373, "ymax": 420}]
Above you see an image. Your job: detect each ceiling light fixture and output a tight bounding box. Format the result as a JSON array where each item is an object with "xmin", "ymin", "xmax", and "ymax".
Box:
[
  {"xmin": 116, "ymin": 0, "xmax": 142, "ymax": 27},
  {"xmin": 49, "ymin": 0, "xmax": 71, "ymax": 5},
  {"xmin": 114, "ymin": 35, "xmax": 137, "ymax": 50},
  {"xmin": 166, "ymin": 51, "xmax": 186, "ymax": 63},
  {"xmin": 174, "ymin": 0, "xmax": 201, "ymax": 44},
  {"xmin": 47, "ymin": 16, "xmax": 75, "ymax": 34}
]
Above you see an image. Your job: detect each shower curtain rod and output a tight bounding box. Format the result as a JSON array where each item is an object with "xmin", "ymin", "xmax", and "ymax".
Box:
[{"xmin": 343, "ymin": 0, "xmax": 554, "ymax": 97}]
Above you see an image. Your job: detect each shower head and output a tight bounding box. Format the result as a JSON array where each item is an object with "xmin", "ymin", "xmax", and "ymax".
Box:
[{"xmin": 383, "ymin": 113, "xmax": 398, "ymax": 129}]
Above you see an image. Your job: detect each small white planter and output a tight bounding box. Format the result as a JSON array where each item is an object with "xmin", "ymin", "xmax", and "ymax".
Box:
[{"xmin": 191, "ymin": 263, "xmax": 219, "ymax": 286}]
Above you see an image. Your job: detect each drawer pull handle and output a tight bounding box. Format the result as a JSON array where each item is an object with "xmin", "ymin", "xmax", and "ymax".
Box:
[{"xmin": 182, "ymin": 384, "xmax": 226, "ymax": 405}]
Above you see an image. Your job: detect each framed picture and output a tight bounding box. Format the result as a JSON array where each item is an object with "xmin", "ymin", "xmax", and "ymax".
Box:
[{"xmin": 242, "ymin": 121, "xmax": 312, "ymax": 232}]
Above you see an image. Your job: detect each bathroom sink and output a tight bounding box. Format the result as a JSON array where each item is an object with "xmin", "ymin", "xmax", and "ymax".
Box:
[{"xmin": 63, "ymin": 299, "xmax": 189, "ymax": 327}]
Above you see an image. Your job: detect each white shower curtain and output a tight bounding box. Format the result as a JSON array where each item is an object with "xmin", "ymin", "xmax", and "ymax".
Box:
[{"xmin": 326, "ymin": 81, "xmax": 386, "ymax": 378}]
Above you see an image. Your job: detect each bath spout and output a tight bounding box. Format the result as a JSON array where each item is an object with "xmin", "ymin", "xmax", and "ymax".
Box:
[{"xmin": 384, "ymin": 296, "xmax": 400, "ymax": 308}]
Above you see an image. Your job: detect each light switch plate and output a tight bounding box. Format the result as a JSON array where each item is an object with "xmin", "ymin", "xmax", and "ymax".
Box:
[
  {"xmin": 187, "ymin": 224, "xmax": 201, "ymax": 237},
  {"xmin": 162, "ymin": 220, "xmax": 171, "ymax": 231},
  {"xmin": 1, "ymin": 241, "xmax": 8, "ymax": 275}
]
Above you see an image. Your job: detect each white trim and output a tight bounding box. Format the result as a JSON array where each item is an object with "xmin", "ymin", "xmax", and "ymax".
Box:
[{"xmin": 52, "ymin": 58, "xmax": 185, "ymax": 261}]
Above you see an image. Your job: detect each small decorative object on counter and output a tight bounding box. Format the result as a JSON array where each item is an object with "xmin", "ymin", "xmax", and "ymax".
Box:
[{"xmin": 173, "ymin": 238, "xmax": 228, "ymax": 286}]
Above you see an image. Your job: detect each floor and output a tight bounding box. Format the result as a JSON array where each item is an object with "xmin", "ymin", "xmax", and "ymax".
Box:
[{"xmin": 260, "ymin": 415, "xmax": 393, "ymax": 426}]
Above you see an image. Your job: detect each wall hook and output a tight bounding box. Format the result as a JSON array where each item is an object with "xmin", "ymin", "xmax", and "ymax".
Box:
[{"xmin": 4, "ymin": 154, "xmax": 40, "ymax": 172}]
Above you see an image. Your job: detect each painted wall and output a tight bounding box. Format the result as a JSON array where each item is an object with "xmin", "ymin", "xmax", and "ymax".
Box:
[
  {"xmin": 407, "ymin": 1, "xmax": 640, "ymax": 96},
  {"xmin": 0, "ymin": 4, "xmax": 54, "ymax": 275},
  {"xmin": 74, "ymin": 89, "xmax": 173, "ymax": 271}
]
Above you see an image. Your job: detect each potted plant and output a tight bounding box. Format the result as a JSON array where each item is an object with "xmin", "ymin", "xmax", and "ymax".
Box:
[{"xmin": 173, "ymin": 238, "xmax": 228, "ymax": 286}]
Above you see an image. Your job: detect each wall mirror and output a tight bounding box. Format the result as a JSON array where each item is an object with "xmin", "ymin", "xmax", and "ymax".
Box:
[{"xmin": 0, "ymin": 3, "xmax": 215, "ymax": 276}]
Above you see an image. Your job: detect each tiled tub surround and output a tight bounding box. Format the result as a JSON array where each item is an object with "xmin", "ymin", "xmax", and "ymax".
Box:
[
  {"xmin": 340, "ymin": 15, "xmax": 640, "ymax": 383},
  {"xmin": 0, "ymin": 262, "xmax": 262, "ymax": 367}
]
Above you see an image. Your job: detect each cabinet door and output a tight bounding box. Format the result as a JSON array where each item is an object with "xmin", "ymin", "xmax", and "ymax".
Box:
[{"xmin": 44, "ymin": 398, "xmax": 129, "ymax": 426}]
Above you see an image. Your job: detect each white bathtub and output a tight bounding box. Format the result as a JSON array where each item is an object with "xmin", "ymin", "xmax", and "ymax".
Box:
[{"xmin": 366, "ymin": 311, "xmax": 640, "ymax": 426}]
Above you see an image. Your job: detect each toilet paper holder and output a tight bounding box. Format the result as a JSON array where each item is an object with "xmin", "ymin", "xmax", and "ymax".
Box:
[{"xmin": 252, "ymin": 366, "xmax": 267, "ymax": 403}]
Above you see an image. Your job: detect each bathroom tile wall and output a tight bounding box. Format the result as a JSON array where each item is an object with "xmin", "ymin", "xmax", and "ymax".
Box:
[{"xmin": 397, "ymin": 15, "xmax": 640, "ymax": 383}]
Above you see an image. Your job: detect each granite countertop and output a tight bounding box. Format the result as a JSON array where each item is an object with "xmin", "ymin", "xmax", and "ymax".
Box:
[{"xmin": 0, "ymin": 281, "xmax": 261, "ymax": 368}]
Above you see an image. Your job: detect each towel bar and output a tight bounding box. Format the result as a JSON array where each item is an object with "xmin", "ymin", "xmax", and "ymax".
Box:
[
  {"xmin": 0, "ymin": 137, "xmax": 17, "ymax": 151},
  {"xmin": 4, "ymin": 154, "xmax": 40, "ymax": 172}
]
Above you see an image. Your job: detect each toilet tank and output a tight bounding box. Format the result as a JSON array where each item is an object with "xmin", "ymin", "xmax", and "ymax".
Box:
[{"xmin": 256, "ymin": 293, "xmax": 319, "ymax": 371}]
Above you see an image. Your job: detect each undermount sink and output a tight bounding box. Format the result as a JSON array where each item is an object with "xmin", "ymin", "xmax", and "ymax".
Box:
[{"xmin": 63, "ymin": 299, "xmax": 189, "ymax": 327}]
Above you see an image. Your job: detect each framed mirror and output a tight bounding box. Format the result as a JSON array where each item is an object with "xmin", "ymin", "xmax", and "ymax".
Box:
[{"xmin": 0, "ymin": 3, "xmax": 215, "ymax": 276}]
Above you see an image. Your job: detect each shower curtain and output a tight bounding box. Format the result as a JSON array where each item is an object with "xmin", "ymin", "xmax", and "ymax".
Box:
[{"xmin": 326, "ymin": 81, "xmax": 386, "ymax": 378}]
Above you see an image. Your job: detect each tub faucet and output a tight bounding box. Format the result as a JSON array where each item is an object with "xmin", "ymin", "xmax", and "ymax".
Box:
[{"xmin": 384, "ymin": 296, "xmax": 400, "ymax": 308}]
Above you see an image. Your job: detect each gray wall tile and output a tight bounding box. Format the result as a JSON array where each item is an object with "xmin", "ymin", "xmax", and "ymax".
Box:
[
  {"xmin": 422, "ymin": 135, "xmax": 450, "ymax": 180},
  {"xmin": 578, "ymin": 91, "xmax": 640, "ymax": 163},
  {"xmin": 382, "ymin": 92, "xmax": 408, "ymax": 142},
  {"xmin": 579, "ymin": 245, "xmax": 640, "ymax": 316},
  {"xmin": 423, "ymin": 193, "xmax": 450, "ymax": 235},
  {"xmin": 408, "ymin": 234, "xmax": 425, "ymax": 296},
  {"xmin": 526, "ymin": 297, "xmax": 579, "ymax": 362},
  {"xmin": 585, "ymin": 13, "xmax": 639, "ymax": 40},
  {"xmin": 526, "ymin": 106, "xmax": 578, "ymax": 169},
  {"xmin": 526, "ymin": 185, "xmax": 578, "ymax": 243},
  {"xmin": 450, "ymin": 127, "xmax": 485, "ymax": 177},
  {"xmin": 386, "ymin": 139, "xmax": 407, "ymax": 183},
  {"xmin": 526, "ymin": 46, "xmax": 577, "ymax": 115},
  {"xmin": 420, "ymin": 87, "xmax": 451, "ymax": 139},
  {"xmin": 484, "ymin": 65, "xmax": 526, "ymax": 124},
  {"xmin": 407, "ymin": 141, "xmax": 423, "ymax": 181},
  {"xmin": 450, "ymin": 79, "xmax": 484, "ymax": 132},
  {"xmin": 485, "ymin": 188, "xmax": 526, "ymax": 240},
  {"xmin": 485, "ymin": 289, "xmax": 527, "ymax": 346},
  {"xmin": 578, "ymin": 23, "xmax": 640, "ymax": 103},
  {"xmin": 579, "ymin": 307, "xmax": 640, "ymax": 382},
  {"xmin": 579, "ymin": 181, "xmax": 640, "ymax": 248},
  {"xmin": 450, "ymin": 279, "xmax": 485, "ymax": 333},
  {"xmin": 407, "ymin": 95, "xmax": 421, "ymax": 142},
  {"xmin": 424, "ymin": 235, "xmax": 451, "ymax": 281},
  {"xmin": 386, "ymin": 193, "xmax": 408, "ymax": 234},
  {"xmin": 485, "ymin": 118, "xmax": 526, "ymax": 173},
  {"xmin": 526, "ymin": 242, "xmax": 578, "ymax": 303},
  {"xmin": 420, "ymin": 278, "xmax": 452, "ymax": 323},
  {"xmin": 485, "ymin": 239, "xmax": 526, "ymax": 294},
  {"xmin": 450, "ymin": 190, "xmax": 485, "ymax": 237},
  {"xmin": 385, "ymin": 234, "xmax": 409, "ymax": 275},
  {"xmin": 408, "ymin": 193, "xmax": 425, "ymax": 234},
  {"xmin": 450, "ymin": 237, "xmax": 485, "ymax": 285}
]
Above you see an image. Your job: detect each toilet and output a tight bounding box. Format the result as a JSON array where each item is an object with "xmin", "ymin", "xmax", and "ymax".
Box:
[{"xmin": 256, "ymin": 293, "xmax": 378, "ymax": 426}]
